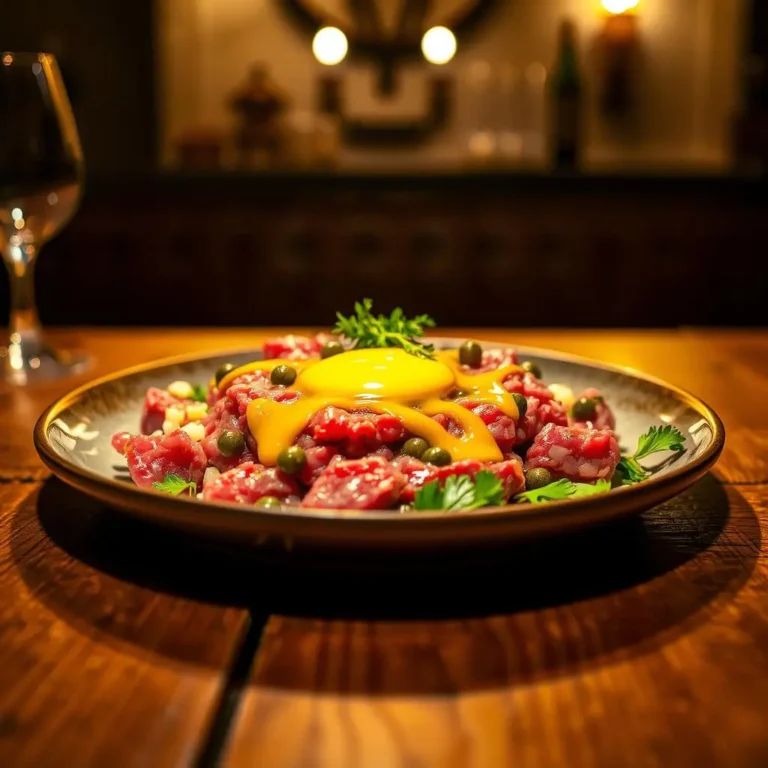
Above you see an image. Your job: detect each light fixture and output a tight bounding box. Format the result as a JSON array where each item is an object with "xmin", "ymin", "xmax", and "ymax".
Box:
[
  {"xmin": 601, "ymin": 0, "xmax": 639, "ymax": 13},
  {"xmin": 312, "ymin": 27, "xmax": 348, "ymax": 66},
  {"xmin": 421, "ymin": 27, "xmax": 457, "ymax": 66}
]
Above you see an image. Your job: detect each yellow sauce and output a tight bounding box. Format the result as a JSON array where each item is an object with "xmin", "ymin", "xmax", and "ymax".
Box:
[{"xmin": 231, "ymin": 347, "xmax": 522, "ymax": 466}]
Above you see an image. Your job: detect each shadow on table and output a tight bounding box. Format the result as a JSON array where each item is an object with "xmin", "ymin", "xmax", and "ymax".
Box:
[{"xmin": 14, "ymin": 473, "xmax": 761, "ymax": 692}]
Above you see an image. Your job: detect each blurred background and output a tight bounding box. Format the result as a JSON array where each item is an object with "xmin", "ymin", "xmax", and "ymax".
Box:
[{"xmin": 1, "ymin": 0, "xmax": 766, "ymax": 328}]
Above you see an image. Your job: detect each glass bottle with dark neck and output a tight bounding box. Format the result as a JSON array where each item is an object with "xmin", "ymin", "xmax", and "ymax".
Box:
[{"xmin": 550, "ymin": 19, "xmax": 583, "ymax": 170}]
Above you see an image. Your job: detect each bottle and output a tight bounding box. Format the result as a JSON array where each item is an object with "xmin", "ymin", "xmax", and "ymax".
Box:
[{"xmin": 550, "ymin": 19, "xmax": 583, "ymax": 170}]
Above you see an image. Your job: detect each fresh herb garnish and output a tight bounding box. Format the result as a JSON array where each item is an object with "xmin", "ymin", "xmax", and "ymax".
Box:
[
  {"xmin": 516, "ymin": 478, "xmax": 611, "ymax": 504},
  {"xmin": 152, "ymin": 473, "xmax": 197, "ymax": 496},
  {"xmin": 617, "ymin": 425, "xmax": 686, "ymax": 484},
  {"xmin": 413, "ymin": 470, "xmax": 505, "ymax": 511},
  {"xmin": 333, "ymin": 298, "xmax": 437, "ymax": 359},
  {"xmin": 190, "ymin": 385, "xmax": 208, "ymax": 403}
]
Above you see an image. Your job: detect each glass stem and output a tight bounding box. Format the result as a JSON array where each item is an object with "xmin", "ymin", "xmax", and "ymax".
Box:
[{"xmin": 4, "ymin": 246, "xmax": 42, "ymax": 343}]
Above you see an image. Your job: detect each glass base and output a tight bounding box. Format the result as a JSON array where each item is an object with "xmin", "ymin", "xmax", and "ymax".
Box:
[{"xmin": 1, "ymin": 332, "xmax": 91, "ymax": 386}]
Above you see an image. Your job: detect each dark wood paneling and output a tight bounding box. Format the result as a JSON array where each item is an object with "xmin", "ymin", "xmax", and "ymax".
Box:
[{"xmin": 2, "ymin": 172, "xmax": 766, "ymax": 328}]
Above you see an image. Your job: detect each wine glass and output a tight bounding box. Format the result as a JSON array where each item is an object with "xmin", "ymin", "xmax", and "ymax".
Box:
[{"xmin": 0, "ymin": 52, "xmax": 89, "ymax": 385}]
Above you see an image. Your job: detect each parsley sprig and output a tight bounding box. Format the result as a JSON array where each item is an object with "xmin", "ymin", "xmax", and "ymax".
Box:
[
  {"xmin": 152, "ymin": 473, "xmax": 197, "ymax": 496},
  {"xmin": 413, "ymin": 470, "xmax": 505, "ymax": 511},
  {"xmin": 516, "ymin": 478, "xmax": 611, "ymax": 504},
  {"xmin": 617, "ymin": 425, "xmax": 686, "ymax": 484},
  {"xmin": 333, "ymin": 299, "xmax": 437, "ymax": 359}
]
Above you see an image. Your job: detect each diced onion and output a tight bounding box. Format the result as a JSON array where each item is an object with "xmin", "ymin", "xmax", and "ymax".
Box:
[
  {"xmin": 181, "ymin": 421, "xmax": 206, "ymax": 442},
  {"xmin": 168, "ymin": 380, "xmax": 194, "ymax": 399},
  {"xmin": 548, "ymin": 383, "xmax": 575, "ymax": 411},
  {"xmin": 164, "ymin": 405, "xmax": 185, "ymax": 424},
  {"xmin": 203, "ymin": 467, "xmax": 220, "ymax": 486},
  {"xmin": 186, "ymin": 402, "xmax": 208, "ymax": 421}
]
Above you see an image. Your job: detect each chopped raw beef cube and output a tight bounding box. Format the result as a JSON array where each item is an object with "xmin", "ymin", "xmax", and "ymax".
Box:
[
  {"xmin": 302, "ymin": 456, "xmax": 407, "ymax": 510},
  {"xmin": 524, "ymin": 423, "xmax": 620, "ymax": 482},
  {"xmin": 201, "ymin": 461, "xmax": 300, "ymax": 504},
  {"xmin": 394, "ymin": 455, "xmax": 525, "ymax": 503},
  {"xmin": 124, "ymin": 429, "xmax": 207, "ymax": 490},
  {"xmin": 305, "ymin": 407, "xmax": 405, "ymax": 458},
  {"xmin": 263, "ymin": 333, "xmax": 331, "ymax": 361}
]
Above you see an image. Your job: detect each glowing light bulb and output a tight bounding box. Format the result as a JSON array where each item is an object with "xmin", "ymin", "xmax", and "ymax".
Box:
[
  {"xmin": 601, "ymin": 0, "xmax": 640, "ymax": 13},
  {"xmin": 421, "ymin": 27, "xmax": 457, "ymax": 65},
  {"xmin": 11, "ymin": 207, "xmax": 22, "ymax": 220},
  {"xmin": 312, "ymin": 27, "xmax": 348, "ymax": 66}
]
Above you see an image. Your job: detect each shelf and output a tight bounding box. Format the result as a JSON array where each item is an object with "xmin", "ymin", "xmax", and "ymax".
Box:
[{"xmin": 82, "ymin": 167, "xmax": 767, "ymax": 201}]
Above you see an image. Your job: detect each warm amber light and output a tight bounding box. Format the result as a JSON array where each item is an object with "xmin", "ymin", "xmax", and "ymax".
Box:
[
  {"xmin": 2, "ymin": 54, "xmax": 12, "ymax": 66},
  {"xmin": 421, "ymin": 27, "xmax": 457, "ymax": 65},
  {"xmin": 602, "ymin": 0, "xmax": 639, "ymax": 13},
  {"xmin": 312, "ymin": 27, "xmax": 348, "ymax": 66}
]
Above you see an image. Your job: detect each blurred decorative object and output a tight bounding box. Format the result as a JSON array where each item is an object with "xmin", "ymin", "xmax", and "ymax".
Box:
[
  {"xmin": 597, "ymin": 0, "xmax": 641, "ymax": 116},
  {"xmin": 174, "ymin": 127, "xmax": 224, "ymax": 169},
  {"xmin": 315, "ymin": 30, "xmax": 453, "ymax": 148},
  {"xmin": 284, "ymin": 0, "xmax": 496, "ymax": 93},
  {"xmin": 521, "ymin": 63, "xmax": 548, "ymax": 165},
  {"xmin": 228, "ymin": 63, "xmax": 289, "ymax": 167},
  {"xmin": 284, "ymin": 111, "xmax": 341, "ymax": 168},
  {"xmin": 464, "ymin": 60, "xmax": 496, "ymax": 162},
  {"xmin": 284, "ymin": 0, "xmax": 498, "ymax": 147},
  {"xmin": 464, "ymin": 59, "xmax": 547, "ymax": 169},
  {"xmin": 318, "ymin": 75, "xmax": 452, "ymax": 146},
  {"xmin": 550, "ymin": 18, "xmax": 583, "ymax": 171},
  {"xmin": 495, "ymin": 63, "xmax": 523, "ymax": 163}
]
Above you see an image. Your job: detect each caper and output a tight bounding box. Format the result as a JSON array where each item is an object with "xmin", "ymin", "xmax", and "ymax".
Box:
[
  {"xmin": 321, "ymin": 340, "xmax": 344, "ymax": 359},
  {"xmin": 402, "ymin": 437, "xmax": 429, "ymax": 459},
  {"xmin": 270, "ymin": 364, "xmax": 297, "ymax": 386},
  {"xmin": 277, "ymin": 445, "xmax": 306, "ymax": 474},
  {"xmin": 255, "ymin": 495, "xmax": 281, "ymax": 510},
  {"xmin": 214, "ymin": 363, "xmax": 235, "ymax": 385},
  {"xmin": 571, "ymin": 397, "xmax": 598, "ymax": 421},
  {"xmin": 459, "ymin": 340, "xmax": 483, "ymax": 367},
  {"xmin": 422, "ymin": 446, "xmax": 452, "ymax": 466},
  {"xmin": 512, "ymin": 392, "xmax": 528, "ymax": 418},
  {"xmin": 525, "ymin": 468, "xmax": 553, "ymax": 490},
  {"xmin": 521, "ymin": 360, "xmax": 542, "ymax": 379},
  {"xmin": 217, "ymin": 430, "xmax": 245, "ymax": 457}
]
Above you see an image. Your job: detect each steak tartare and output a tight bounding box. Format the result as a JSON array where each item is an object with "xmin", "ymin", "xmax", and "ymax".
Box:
[{"xmin": 112, "ymin": 301, "xmax": 682, "ymax": 511}]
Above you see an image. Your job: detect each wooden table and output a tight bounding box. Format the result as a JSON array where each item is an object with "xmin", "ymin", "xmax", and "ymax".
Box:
[{"xmin": 0, "ymin": 328, "xmax": 766, "ymax": 767}]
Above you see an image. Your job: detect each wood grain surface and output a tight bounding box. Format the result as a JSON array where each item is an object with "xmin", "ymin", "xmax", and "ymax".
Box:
[
  {"xmin": 226, "ymin": 480, "xmax": 768, "ymax": 767},
  {"xmin": 0, "ymin": 327, "xmax": 766, "ymax": 767},
  {"xmin": 0, "ymin": 480, "xmax": 248, "ymax": 767}
]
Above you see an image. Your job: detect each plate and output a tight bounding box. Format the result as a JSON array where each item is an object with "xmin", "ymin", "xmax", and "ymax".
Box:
[{"xmin": 34, "ymin": 340, "xmax": 725, "ymax": 553}]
